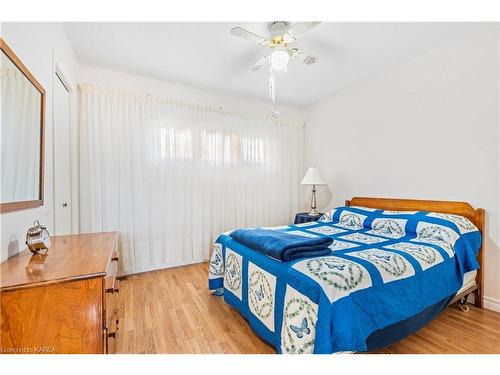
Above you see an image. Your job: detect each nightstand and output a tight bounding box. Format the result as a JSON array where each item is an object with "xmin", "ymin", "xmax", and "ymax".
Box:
[{"xmin": 294, "ymin": 212, "xmax": 323, "ymax": 224}]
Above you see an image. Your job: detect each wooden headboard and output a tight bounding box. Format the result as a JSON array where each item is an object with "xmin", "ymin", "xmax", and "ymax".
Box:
[{"xmin": 345, "ymin": 197, "xmax": 485, "ymax": 308}]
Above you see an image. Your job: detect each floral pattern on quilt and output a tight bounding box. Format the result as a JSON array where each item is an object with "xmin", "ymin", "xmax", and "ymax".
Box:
[
  {"xmin": 348, "ymin": 249, "xmax": 415, "ymax": 283},
  {"xmin": 293, "ymin": 256, "xmax": 372, "ymax": 303},
  {"xmin": 328, "ymin": 240, "xmax": 359, "ymax": 251},
  {"xmin": 286, "ymin": 230, "xmax": 318, "ymax": 238},
  {"xmin": 281, "ymin": 286, "xmax": 318, "ymax": 354},
  {"xmin": 367, "ymin": 218, "xmax": 407, "ymax": 239},
  {"xmin": 294, "ymin": 221, "xmax": 318, "ymax": 228},
  {"xmin": 337, "ymin": 232, "xmax": 388, "ymax": 244},
  {"xmin": 384, "ymin": 242, "xmax": 444, "ymax": 271},
  {"xmin": 411, "ymin": 222, "xmax": 459, "ymax": 257},
  {"xmin": 209, "ymin": 243, "xmax": 224, "ymax": 279},
  {"xmin": 336, "ymin": 211, "xmax": 368, "ymax": 230},
  {"xmin": 349, "ymin": 206, "xmax": 377, "ymax": 211},
  {"xmin": 427, "ymin": 212, "xmax": 477, "ymax": 234},
  {"xmin": 383, "ymin": 210, "xmax": 417, "ymax": 215},
  {"xmin": 224, "ymin": 248, "xmax": 243, "ymax": 300},
  {"xmin": 261, "ymin": 225, "xmax": 291, "ymax": 231},
  {"xmin": 306, "ymin": 225, "xmax": 347, "ymax": 236},
  {"xmin": 319, "ymin": 209, "xmax": 336, "ymax": 222},
  {"xmin": 248, "ymin": 262, "xmax": 276, "ymax": 332}
]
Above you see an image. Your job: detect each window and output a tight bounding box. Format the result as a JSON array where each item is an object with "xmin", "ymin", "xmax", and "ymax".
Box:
[
  {"xmin": 157, "ymin": 128, "xmax": 265, "ymax": 165},
  {"xmin": 241, "ymin": 136, "xmax": 264, "ymax": 164},
  {"xmin": 201, "ymin": 131, "xmax": 264, "ymax": 165},
  {"xmin": 159, "ymin": 127, "xmax": 193, "ymax": 160}
]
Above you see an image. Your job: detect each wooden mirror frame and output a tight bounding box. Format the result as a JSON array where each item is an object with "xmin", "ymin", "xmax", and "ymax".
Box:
[{"xmin": 0, "ymin": 37, "xmax": 45, "ymax": 213}]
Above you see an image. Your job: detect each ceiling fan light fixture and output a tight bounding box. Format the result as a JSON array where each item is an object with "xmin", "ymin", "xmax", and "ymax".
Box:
[{"xmin": 270, "ymin": 48, "xmax": 290, "ymax": 72}]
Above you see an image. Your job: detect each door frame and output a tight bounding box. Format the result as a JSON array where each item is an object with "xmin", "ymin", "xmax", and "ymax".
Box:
[{"xmin": 52, "ymin": 52, "xmax": 77, "ymax": 234}]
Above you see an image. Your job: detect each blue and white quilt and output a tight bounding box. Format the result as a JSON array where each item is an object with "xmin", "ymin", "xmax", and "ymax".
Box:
[{"xmin": 208, "ymin": 206, "xmax": 481, "ymax": 354}]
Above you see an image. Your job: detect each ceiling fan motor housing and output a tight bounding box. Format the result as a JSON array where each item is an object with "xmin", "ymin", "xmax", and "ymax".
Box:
[{"xmin": 269, "ymin": 21, "xmax": 289, "ymax": 36}]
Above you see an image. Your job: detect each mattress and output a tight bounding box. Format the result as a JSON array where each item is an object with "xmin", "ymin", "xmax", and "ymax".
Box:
[{"xmin": 458, "ymin": 270, "xmax": 477, "ymax": 294}]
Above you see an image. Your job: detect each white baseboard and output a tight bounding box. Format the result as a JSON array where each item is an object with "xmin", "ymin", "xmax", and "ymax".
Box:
[
  {"xmin": 119, "ymin": 258, "xmax": 208, "ymax": 277},
  {"xmin": 465, "ymin": 294, "xmax": 500, "ymax": 312},
  {"xmin": 484, "ymin": 296, "xmax": 500, "ymax": 312}
]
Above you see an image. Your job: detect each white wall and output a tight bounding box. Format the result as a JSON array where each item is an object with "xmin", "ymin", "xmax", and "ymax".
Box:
[
  {"xmin": 77, "ymin": 65, "xmax": 306, "ymax": 122},
  {"xmin": 0, "ymin": 23, "xmax": 78, "ymax": 261},
  {"xmin": 304, "ymin": 24, "xmax": 500, "ymax": 311}
]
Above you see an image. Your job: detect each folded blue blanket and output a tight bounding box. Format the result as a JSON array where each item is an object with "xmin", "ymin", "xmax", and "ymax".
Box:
[{"xmin": 230, "ymin": 229, "xmax": 333, "ymax": 261}]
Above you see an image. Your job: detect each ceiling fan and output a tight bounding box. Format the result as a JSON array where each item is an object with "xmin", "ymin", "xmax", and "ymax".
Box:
[
  {"xmin": 230, "ymin": 21, "xmax": 321, "ymax": 114},
  {"xmin": 230, "ymin": 21, "xmax": 321, "ymax": 73}
]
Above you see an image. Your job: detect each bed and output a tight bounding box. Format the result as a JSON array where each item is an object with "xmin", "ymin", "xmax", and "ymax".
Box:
[{"xmin": 208, "ymin": 197, "xmax": 485, "ymax": 354}]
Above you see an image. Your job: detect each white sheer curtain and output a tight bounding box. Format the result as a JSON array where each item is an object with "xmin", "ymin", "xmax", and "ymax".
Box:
[
  {"xmin": 78, "ymin": 85, "xmax": 303, "ymax": 274},
  {"xmin": 1, "ymin": 55, "xmax": 41, "ymax": 202}
]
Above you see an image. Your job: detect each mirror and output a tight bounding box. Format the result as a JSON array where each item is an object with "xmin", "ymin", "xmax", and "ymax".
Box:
[{"xmin": 1, "ymin": 38, "xmax": 45, "ymax": 213}]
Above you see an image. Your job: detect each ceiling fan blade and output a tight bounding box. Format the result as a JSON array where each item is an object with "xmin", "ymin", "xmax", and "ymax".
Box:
[
  {"xmin": 287, "ymin": 22, "xmax": 321, "ymax": 39},
  {"xmin": 230, "ymin": 27, "xmax": 268, "ymax": 45},
  {"xmin": 251, "ymin": 55, "xmax": 269, "ymax": 71},
  {"xmin": 302, "ymin": 55, "xmax": 319, "ymax": 65},
  {"xmin": 291, "ymin": 49, "xmax": 319, "ymax": 65}
]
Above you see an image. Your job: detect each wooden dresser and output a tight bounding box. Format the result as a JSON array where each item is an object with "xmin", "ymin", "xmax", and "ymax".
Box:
[{"xmin": 1, "ymin": 232, "xmax": 120, "ymax": 354}]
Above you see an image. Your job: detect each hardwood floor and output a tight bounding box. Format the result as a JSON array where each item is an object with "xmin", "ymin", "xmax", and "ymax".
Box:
[{"xmin": 113, "ymin": 262, "xmax": 500, "ymax": 354}]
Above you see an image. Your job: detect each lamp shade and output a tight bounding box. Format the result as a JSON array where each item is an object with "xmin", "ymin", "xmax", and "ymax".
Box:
[{"xmin": 301, "ymin": 166, "xmax": 327, "ymax": 185}]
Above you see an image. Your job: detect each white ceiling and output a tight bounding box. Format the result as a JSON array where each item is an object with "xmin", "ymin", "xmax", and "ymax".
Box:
[{"xmin": 64, "ymin": 22, "xmax": 482, "ymax": 107}]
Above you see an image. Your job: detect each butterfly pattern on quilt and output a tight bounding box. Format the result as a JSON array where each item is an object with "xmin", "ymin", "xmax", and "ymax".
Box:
[
  {"xmin": 411, "ymin": 222, "xmax": 459, "ymax": 257},
  {"xmin": 248, "ymin": 262, "xmax": 276, "ymax": 331},
  {"xmin": 367, "ymin": 218, "xmax": 407, "ymax": 239},
  {"xmin": 209, "ymin": 243, "xmax": 224, "ymax": 279},
  {"xmin": 336, "ymin": 211, "xmax": 368, "ymax": 230},
  {"xmin": 427, "ymin": 212, "xmax": 477, "ymax": 234},
  {"xmin": 383, "ymin": 242, "xmax": 444, "ymax": 270},
  {"xmin": 281, "ymin": 286, "xmax": 318, "ymax": 354},
  {"xmin": 348, "ymin": 249, "xmax": 415, "ymax": 283},
  {"xmin": 293, "ymin": 256, "xmax": 372, "ymax": 303},
  {"xmin": 318, "ymin": 209, "xmax": 336, "ymax": 222},
  {"xmin": 337, "ymin": 232, "xmax": 388, "ymax": 244},
  {"xmin": 290, "ymin": 318, "xmax": 310, "ymax": 339},
  {"xmin": 328, "ymin": 239, "xmax": 359, "ymax": 251},
  {"xmin": 224, "ymin": 248, "xmax": 243, "ymax": 300},
  {"xmin": 306, "ymin": 225, "xmax": 347, "ymax": 236}
]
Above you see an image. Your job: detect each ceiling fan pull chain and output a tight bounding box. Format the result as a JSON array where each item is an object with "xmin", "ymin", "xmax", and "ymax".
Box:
[{"xmin": 269, "ymin": 71, "xmax": 276, "ymax": 104}]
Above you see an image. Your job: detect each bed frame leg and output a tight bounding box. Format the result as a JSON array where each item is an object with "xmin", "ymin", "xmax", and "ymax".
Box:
[
  {"xmin": 458, "ymin": 296, "xmax": 470, "ymax": 312},
  {"xmin": 212, "ymin": 288, "xmax": 224, "ymax": 296},
  {"xmin": 474, "ymin": 285, "xmax": 483, "ymax": 308}
]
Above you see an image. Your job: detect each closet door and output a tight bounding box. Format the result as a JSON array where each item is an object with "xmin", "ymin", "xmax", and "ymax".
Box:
[{"xmin": 53, "ymin": 72, "xmax": 72, "ymax": 235}]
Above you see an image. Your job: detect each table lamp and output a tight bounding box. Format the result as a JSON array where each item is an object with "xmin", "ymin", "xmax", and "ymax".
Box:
[{"xmin": 301, "ymin": 166, "xmax": 328, "ymax": 216}]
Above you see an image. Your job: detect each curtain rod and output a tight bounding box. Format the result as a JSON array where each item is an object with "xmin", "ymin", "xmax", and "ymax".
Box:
[{"xmin": 78, "ymin": 83, "xmax": 305, "ymax": 128}]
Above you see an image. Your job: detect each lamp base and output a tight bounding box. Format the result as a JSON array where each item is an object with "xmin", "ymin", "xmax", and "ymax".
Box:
[
  {"xmin": 307, "ymin": 208, "xmax": 319, "ymax": 216},
  {"xmin": 308, "ymin": 184, "xmax": 319, "ymax": 216}
]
